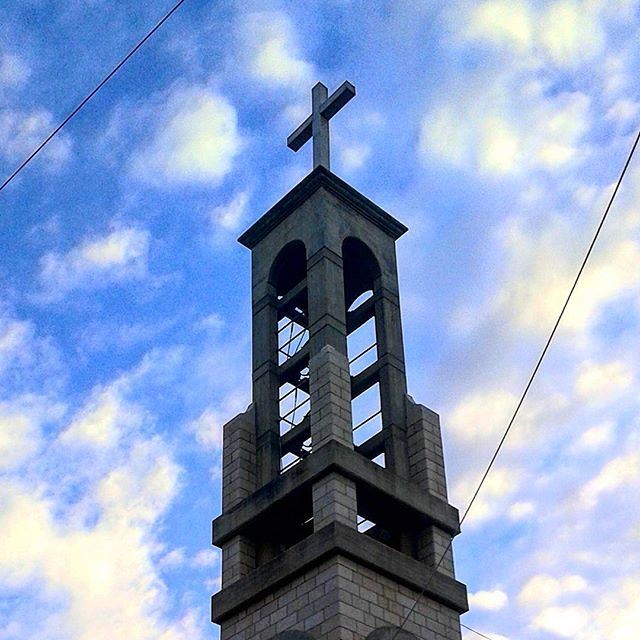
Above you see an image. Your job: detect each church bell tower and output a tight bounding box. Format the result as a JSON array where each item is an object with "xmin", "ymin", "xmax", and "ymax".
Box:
[{"xmin": 211, "ymin": 82, "xmax": 468, "ymax": 640}]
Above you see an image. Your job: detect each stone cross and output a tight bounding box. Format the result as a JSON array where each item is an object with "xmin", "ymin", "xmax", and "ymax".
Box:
[{"xmin": 287, "ymin": 81, "xmax": 356, "ymax": 170}]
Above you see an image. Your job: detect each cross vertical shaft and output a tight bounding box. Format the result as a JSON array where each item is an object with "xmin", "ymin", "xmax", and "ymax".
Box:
[{"xmin": 312, "ymin": 83, "xmax": 330, "ymax": 170}]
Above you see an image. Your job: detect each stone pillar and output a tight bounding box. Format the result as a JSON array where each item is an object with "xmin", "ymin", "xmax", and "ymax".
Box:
[
  {"xmin": 222, "ymin": 405, "xmax": 257, "ymax": 510},
  {"xmin": 309, "ymin": 345, "xmax": 352, "ymax": 450},
  {"xmin": 222, "ymin": 535, "xmax": 256, "ymax": 586},
  {"xmin": 308, "ymin": 344, "xmax": 357, "ymax": 534},
  {"xmin": 252, "ymin": 281, "xmax": 281, "ymax": 486},
  {"xmin": 406, "ymin": 397, "xmax": 448, "ymax": 501},
  {"xmin": 312, "ymin": 472, "xmax": 357, "ymax": 531},
  {"xmin": 220, "ymin": 406, "xmax": 258, "ymax": 586},
  {"xmin": 307, "ymin": 246, "xmax": 348, "ymax": 357},
  {"xmin": 374, "ymin": 279, "xmax": 409, "ymax": 479},
  {"xmin": 418, "ymin": 527, "xmax": 455, "ymax": 578},
  {"xmin": 406, "ymin": 397, "xmax": 454, "ymax": 577}
]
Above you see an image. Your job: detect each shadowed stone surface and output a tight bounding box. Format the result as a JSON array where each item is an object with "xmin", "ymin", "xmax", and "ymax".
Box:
[
  {"xmin": 272, "ymin": 632, "xmax": 316, "ymax": 640},
  {"xmin": 366, "ymin": 628, "xmax": 419, "ymax": 640}
]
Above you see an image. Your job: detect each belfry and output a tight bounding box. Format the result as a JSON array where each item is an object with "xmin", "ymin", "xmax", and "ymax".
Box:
[{"xmin": 211, "ymin": 82, "xmax": 468, "ymax": 640}]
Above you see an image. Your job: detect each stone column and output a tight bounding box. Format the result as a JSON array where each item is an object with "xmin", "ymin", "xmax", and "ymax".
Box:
[
  {"xmin": 306, "ymin": 246, "xmax": 348, "ymax": 358},
  {"xmin": 252, "ymin": 280, "xmax": 281, "ymax": 486},
  {"xmin": 312, "ymin": 472, "xmax": 357, "ymax": 531},
  {"xmin": 309, "ymin": 345, "xmax": 352, "ymax": 450},
  {"xmin": 375, "ymin": 279, "xmax": 409, "ymax": 478},
  {"xmin": 221, "ymin": 406, "xmax": 258, "ymax": 586},
  {"xmin": 406, "ymin": 398, "xmax": 448, "ymax": 501}
]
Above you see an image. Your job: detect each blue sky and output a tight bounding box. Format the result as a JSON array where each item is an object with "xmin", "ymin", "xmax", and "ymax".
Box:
[{"xmin": 1, "ymin": 1, "xmax": 640, "ymax": 638}]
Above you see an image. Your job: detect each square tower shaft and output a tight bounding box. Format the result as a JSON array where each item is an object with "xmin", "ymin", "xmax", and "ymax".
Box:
[{"xmin": 212, "ymin": 166, "xmax": 468, "ymax": 640}]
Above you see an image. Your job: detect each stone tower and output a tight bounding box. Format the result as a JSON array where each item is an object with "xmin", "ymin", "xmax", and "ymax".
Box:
[{"xmin": 211, "ymin": 83, "xmax": 468, "ymax": 640}]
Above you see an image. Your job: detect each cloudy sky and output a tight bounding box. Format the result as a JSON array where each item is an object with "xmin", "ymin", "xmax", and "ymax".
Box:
[{"xmin": 1, "ymin": 1, "xmax": 640, "ymax": 639}]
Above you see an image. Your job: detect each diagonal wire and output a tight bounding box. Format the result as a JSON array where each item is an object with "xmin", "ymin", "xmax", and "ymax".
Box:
[
  {"xmin": 392, "ymin": 123, "xmax": 640, "ymax": 638},
  {"xmin": 461, "ymin": 624, "xmax": 497, "ymax": 640},
  {"xmin": 0, "ymin": 0, "xmax": 188, "ymax": 194}
]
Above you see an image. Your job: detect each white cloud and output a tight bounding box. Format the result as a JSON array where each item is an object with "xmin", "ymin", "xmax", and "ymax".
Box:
[
  {"xmin": 59, "ymin": 384, "xmax": 146, "ymax": 450},
  {"xmin": 339, "ymin": 143, "xmax": 372, "ymax": 172},
  {"xmin": 571, "ymin": 421, "xmax": 614, "ymax": 453},
  {"xmin": 462, "ymin": 633, "xmax": 510, "ymax": 640},
  {"xmin": 605, "ymin": 98, "xmax": 640, "ymax": 124},
  {"xmin": 0, "ymin": 344, "xmax": 205, "ymax": 638},
  {"xmin": 0, "ymin": 424, "xmax": 195, "ymax": 640},
  {"xmin": 187, "ymin": 407, "xmax": 225, "ymax": 453},
  {"xmin": 468, "ymin": 588, "xmax": 509, "ymax": 611},
  {"xmin": 574, "ymin": 360, "xmax": 633, "ymax": 401},
  {"xmin": 242, "ymin": 12, "xmax": 313, "ymax": 89},
  {"xmin": 452, "ymin": 465, "xmax": 521, "ymax": 525},
  {"xmin": 419, "ymin": 85, "xmax": 590, "ymax": 176},
  {"xmin": 159, "ymin": 548, "xmax": 185, "ymax": 569},
  {"xmin": 465, "ymin": 0, "xmax": 533, "ymax": 53},
  {"xmin": 518, "ymin": 574, "xmax": 588, "ymax": 608},
  {"xmin": 0, "ymin": 108, "xmax": 71, "ymax": 168},
  {"xmin": 593, "ymin": 578, "xmax": 640, "ymax": 640},
  {"xmin": 192, "ymin": 549, "xmax": 219, "ymax": 568},
  {"xmin": 38, "ymin": 227, "xmax": 149, "ymax": 301},
  {"xmin": 96, "ymin": 438, "xmax": 181, "ymax": 526},
  {"xmin": 0, "ymin": 49, "xmax": 29, "ymax": 88},
  {"xmin": 463, "ymin": 0, "xmax": 604, "ymax": 67},
  {"xmin": 467, "ymin": 198, "xmax": 640, "ymax": 339},
  {"xmin": 579, "ymin": 451, "xmax": 640, "ymax": 509},
  {"xmin": 0, "ymin": 395, "xmax": 64, "ymax": 471},
  {"xmin": 210, "ymin": 190, "xmax": 249, "ymax": 232},
  {"xmin": 187, "ymin": 390, "xmax": 248, "ymax": 454},
  {"xmin": 539, "ymin": 2, "xmax": 604, "ymax": 67},
  {"xmin": 508, "ymin": 501, "xmax": 535, "ymax": 520},
  {"xmin": 0, "ymin": 317, "xmax": 33, "ymax": 375},
  {"xmin": 131, "ymin": 85, "xmax": 242, "ymax": 187},
  {"xmin": 448, "ymin": 387, "xmax": 566, "ymax": 451},
  {"xmin": 449, "ymin": 389, "xmax": 516, "ymax": 445},
  {"xmin": 533, "ymin": 604, "xmax": 589, "ymax": 637}
]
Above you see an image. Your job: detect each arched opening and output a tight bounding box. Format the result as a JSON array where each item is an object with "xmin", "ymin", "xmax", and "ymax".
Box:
[
  {"xmin": 342, "ymin": 237, "xmax": 380, "ymax": 311},
  {"xmin": 270, "ymin": 241, "xmax": 311, "ymax": 476},
  {"xmin": 342, "ymin": 237, "xmax": 384, "ymax": 466},
  {"xmin": 270, "ymin": 240, "xmax": 307, "ymax": 298}
]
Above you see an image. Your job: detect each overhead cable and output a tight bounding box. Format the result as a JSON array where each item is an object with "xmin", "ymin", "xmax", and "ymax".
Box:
[
  {"xmin": 0, "ymin": 0, "xmax": 188, "ymax": 194},
  {"xmin": 393, "ymin": 123, "xmax": 640, "ymax": 639}
]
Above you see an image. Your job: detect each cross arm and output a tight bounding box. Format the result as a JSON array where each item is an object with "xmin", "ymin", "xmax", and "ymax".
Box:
[
  {"xmin": 287, "ymin": 116, "xmax": 312, "ymax": 152},
  {"xmin": 319, "ymin": 81, "xmax": 356, "ymax": 120}
]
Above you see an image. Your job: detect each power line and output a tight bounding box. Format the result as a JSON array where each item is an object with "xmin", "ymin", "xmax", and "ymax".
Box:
[
  {"xmin": 392, "ymin": 123, "xmax": 640, "ymax": 639},
  {"xmin": 461, "ymin": 624, "xmax": 497, "ymax": 640},
  {"xmin": 0, "ymin": 0, "xmax": 188, "ymax": 195}
]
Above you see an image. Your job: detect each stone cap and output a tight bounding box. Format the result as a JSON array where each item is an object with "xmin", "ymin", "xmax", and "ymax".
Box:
[
  {"xmin": 211, "ymin": 521, "xmax": 469, "ymax": 623},
  {"xmin": 212, "ymin": 440, "xmax": 461, "ymax": 546},
  {"xmin": 237, "ymin": 166, "xmax": 408, "ymax": 249}
]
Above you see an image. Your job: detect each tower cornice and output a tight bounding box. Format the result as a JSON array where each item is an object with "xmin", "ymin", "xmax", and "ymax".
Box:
[{"xmin": 237, "ymin": 166, "xmax": 408, "ymax": 249}]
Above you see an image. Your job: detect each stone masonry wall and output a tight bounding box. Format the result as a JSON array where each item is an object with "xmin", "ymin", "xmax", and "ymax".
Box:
[
  {"xmin": 406, "ymin": 398, "xmax": 447, "ymax": 502},
  {"xmin": 309, "ymin": 345, "xmax": 353, "ymax": 451},
  {"xmin": 219, "ymin": 555, "xmax": 461, "ymax": 640},
  {"xmin": 222, "ymin": 405, "xmax": 257, "ymax": 511}
]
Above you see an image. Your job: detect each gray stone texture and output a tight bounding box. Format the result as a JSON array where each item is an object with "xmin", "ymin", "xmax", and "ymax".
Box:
[
  {"xmin": 312, "ymin": 472, "xmax": 357, "ymax": 531},
  {"xmin": 310, "ymin": 345, "xmax": 353, "ymax": 450},
  {"xmin": 212, "ymin": 167, "xmax": 466, "ymax": 640},
  {"xmin": 222, "ymin": 405, "xmax": 257, "ymax": 511},
  {"xmin": 220, "ymin": 556, "xmax": 461, "ymax": 640}
]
